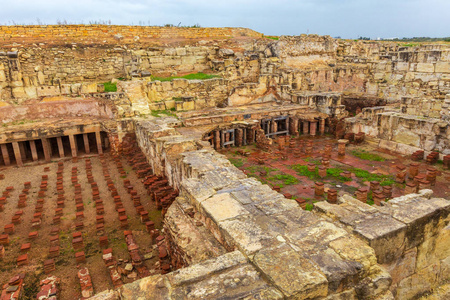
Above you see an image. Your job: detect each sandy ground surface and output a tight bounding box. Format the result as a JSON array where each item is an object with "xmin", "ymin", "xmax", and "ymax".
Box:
[
  {"xmin": 221, "ymin": 135, "xmax": 450, "ymax": 205},
  {"xmin": 0, "ymin": 152, "xmax": 163, "ymax": 299}
]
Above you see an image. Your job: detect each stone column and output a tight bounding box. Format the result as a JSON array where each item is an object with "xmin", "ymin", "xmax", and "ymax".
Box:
[
  {"xmin": 319, "ymin": 119, "xmax": 326, "ymax": 135},
  {"xmin": 214, "ymin": 131, "xmax": 220, "ymax": 150},
  {"xmin": 12, "ymin": 141, "xmax": 23, "ymax": 167},
  {"xmin": 337, "ymin": 139, "xmax": 348, "ymax": 157},
  {"xmin": 18, "ymin": 141, "xmax": 27, "ymax": 161},
  {"xmin": 29, "ymin": 140, "xmax": 38, "ymax": 161},
  {"xmin": 56, "ymin": 137, "xmax": 65, "ymax": 158},
  {"xmin": 83, "ymin": 134, "xmax": 90, "ymax": 154},
  {"xmin": 310, "ymin": 121, "xmax": 318, "ymax": 136},
  {"xmin": 1, "ymin": 144, "xmax": 10, "ymax": 166},
  {"xmin": 289, "ymin": 117, "xmax": 299, "ymax": 136},
  {"xmin": 302, "ymin": 121, "xmax": 309, "ymax": 134},
  {"xmin": 41, "ymin": 138, "xmax": 51, "ymax": 162},
  {"xmin": 95, "ymin": 131, "xmax": 103, "ymax": 154},
  {"xmin": 235, "ymin": 129, "xmax": 243, "ymax": 147},
  {"xmin": 271, "ymin": 120, "xmax": 277, "ymax": 134},
  {"xmin": 69, "ymin": 135, "xmax": 78, "ymax": 158}
]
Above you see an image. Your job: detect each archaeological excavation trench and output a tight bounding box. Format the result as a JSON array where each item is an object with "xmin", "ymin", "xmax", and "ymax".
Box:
[{"xmin": 0, "ymin": 25, "xmax": 449, "ymax": 300}]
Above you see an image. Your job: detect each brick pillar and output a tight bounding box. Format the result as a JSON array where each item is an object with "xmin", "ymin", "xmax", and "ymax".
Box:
[
  {"xmin": 12, "ymin": 142, "xmax": 23, "ymax": 167},
  {"xmin": 302, "ymin": 121, "xmax": 309, "ymax": 134},
  {"xmin": 310, "ymin": 121, "xmax": 318, "ymax": 136},
  {"xmin": 95, "ymin": 132, "xmax": 103, "ymax": 154},
  {"xmin": 83, "ymin": 134, "xmax": 90, "ymax": 154},
  {"xmin": 289, "ymin": 117, "xmax": 299, "ymax": 136},
  {"xmin": 337, "ymin": 139, "xmax": 348, "ymax": 157},
  {"xmin": 1, "ymin": 144, "xmax": 10, "ymax": 166},
  {"xmin": 56, "ymin": 137, "xmax": 64, "ymax": 158},
  {"xmin": 319, "ymin": 119, "xmax": 326, "ymax": 135},
  {"xmin": 41, "ymin": 138, "xmax": 51, "ymax": 162},
  {"xmin": 235, "ymin": 129, "xmax": 243, "ymax": 147},
  {"xmin": 69, "ymin": 135, "xmax": 78, "ymax": 158},
  {"xmin": 29, "ymin": 140, "xmax": 38, "ymax": 161}
]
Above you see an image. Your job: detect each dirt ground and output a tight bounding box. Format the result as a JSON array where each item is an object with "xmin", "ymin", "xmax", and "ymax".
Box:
[
  {"xmin": 0, "ymin": 152, "xmax": 163, "ymax": 299},
  {"xmin": 221, "ymin": 135, "xmax": 450, "ymax": 205}
]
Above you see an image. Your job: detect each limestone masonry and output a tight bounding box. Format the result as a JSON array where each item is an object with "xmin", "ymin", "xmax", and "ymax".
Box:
[{"xmin": 0, "ymin": 25, "xmax": 448, "ymax": 300}]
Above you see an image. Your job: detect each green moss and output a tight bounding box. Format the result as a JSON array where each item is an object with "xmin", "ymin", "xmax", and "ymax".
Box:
[
  {"xmin": 229, "ymin": 157, "xmax": 245, "ymax": 168},
  {"xmin": 326, "ymin": 168, "xmax": 352, "ymax": 182},
  {"xmin": 151, "ymin": 72, "xmax": 220, "ymax": 82},
  {"xmin": 268, "ymin": 173, "xmax": 298, "ymax": 185},
  {"xmin": 305, "ymin": 203, "xmax": 314, "ymax": 211},
  {"xmin": 349, "ymin": 168, "xmax": 394, "ymax": 185},
  {"xmin": 103, "ymin": 82, "xmax": 117, "ymax": 92},
  {"xmin": 291, "ymin": 164, "xmax": 319, "ymax": 179},
  {"xmin": 265, "ymin": 36, "xmax": 279, "ymax": 40},
  {"xmin": 351, "ymin": 149, "xmax": 386, "ymax": 161}
]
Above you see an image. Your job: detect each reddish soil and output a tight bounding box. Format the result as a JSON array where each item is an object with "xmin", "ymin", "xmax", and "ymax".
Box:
[
  {"xmin": 221, "ymin": 135, "xmax": 450, "ymax": 205},
  {"xmin": 0, "ymin": 153, "xmax": 163, "ymax": 299}
]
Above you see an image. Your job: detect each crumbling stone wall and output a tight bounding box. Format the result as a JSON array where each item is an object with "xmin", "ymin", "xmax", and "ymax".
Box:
[
  {"xmin": 314, "ymin": 191, "xmax": 450, "ymax": 299},
  {"xmin": 94, "ymin": 118, "xmax": 449, "ymax": 299}
]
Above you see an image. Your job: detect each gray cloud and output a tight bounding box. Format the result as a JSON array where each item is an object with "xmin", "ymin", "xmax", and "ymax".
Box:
[{"xmin": 1, "ymin": 0, "xmax": 449, "ymax": 38}]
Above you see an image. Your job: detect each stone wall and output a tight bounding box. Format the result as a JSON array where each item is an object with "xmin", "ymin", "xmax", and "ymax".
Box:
[
  {"xmin": 0, "ymin": 25, "xmax": 263, "ymax": 43},
  {"xmin": 93, "ymin": 118, "xmax": 449, "ymax": 299},
  {"xmin": 0, "ymin": 98, "xmax": 115, "ymax": 124},
  {"xmin": 314, "ymin": 192, "xmax": 450, "ymax": 299},
  {"xmin": 345, "ymin": 104, "xmax": 450, "ymax": 155}
]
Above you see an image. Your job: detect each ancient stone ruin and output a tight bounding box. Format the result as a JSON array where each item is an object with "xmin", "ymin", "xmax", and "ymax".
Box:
[{"xmin": 0, "ymin": 25, "xmax": 449, "ymax": 299}]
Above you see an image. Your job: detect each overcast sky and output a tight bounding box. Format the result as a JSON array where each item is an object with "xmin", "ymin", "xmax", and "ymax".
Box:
[{"xmin": 2, "ymin": 0, "xmax": 449, "ymax": 39}]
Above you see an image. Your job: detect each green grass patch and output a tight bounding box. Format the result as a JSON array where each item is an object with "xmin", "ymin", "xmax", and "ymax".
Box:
[
  {"xmin": 268, "ymin": 173, "xmax": 298, "ymax": 185},
  {"xmin": 326, "ymin": 168, "xmax": 352, "ymax": 182},
  {"xmin": 151, "ymin": 72, "xmax": 220, "ymax": 82},
  {"xmin": 305, "ymin": 203, "xmax": 314, "ymax": 211},
  {"xmin": 229, "ymin": 157, "xmax": 245, "ymax": 168},
  {"xmin": 103, "ymin": 82, "xmax": 117, "ymax": 92},
  {"xmin": 291, "ymin": 164, "xmax": 319, "ymax": 180},
  {"xmin": 304, "ymin": 157, "xmax": 321, "ymax": 165},
  {"xmin": 150, "ymin": 109, "xmax": 177, "ymax": 118},
  {"xmin": 349, "ymin": 168, "xmax": 394, "ymax": 185},
  {"xmin": 265, "ymin": 35, "xmax": 279, "ymax": 40},
  {"xmin": 245, "ymin": 165, "xmax": 276, "ymax": 175},
  {"xmin": 351, "ymin": 149, "xmax": 386, "ymax": 161}
]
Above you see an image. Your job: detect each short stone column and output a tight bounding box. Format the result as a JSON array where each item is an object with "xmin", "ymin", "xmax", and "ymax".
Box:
[
  {"xmin": 0, "ymin": 144, "xmax": 10, "ymax": 166},
  {"xmin": 373, "ymin": 191, "xmax": 385, "ymax": 206},
  {"xmin": 337, "ymin": 139, "xmax": 348, "ymax": 157},
  {"xmin": 319, "ymin": 119, "xmax": 326, "ymax": 135},
  {"xmin": 409, "ymin": 162, "xmax": 419, "ymax": 178},
  {"xmin": 318, "ymin": 166, "xmax": 327, "ymax": 178},
  {"xmin": 309, "ymin": 121, "xmax": 318, "ymax": 136},
  {"xmin": 355, "ymin": 187, "xmax": 368, "ymax": 202},
  {"xmin": 404, "ymin": 182, "xmax": 418, "ymax": 194},
  {"xmin": 314, "ymin": 182, "xmax": 324, "ymax": 196},
  {"xmin": 12, "ymin": 142, "xmax": 23, "ymax": 166},
  {"xmin": 327, "ymin": 189, "xmax": 337, "ymax": 204},
  {"xmin": 370, "ymin": 181, "xmax": 380, "ymax": 192},
  {"xmin": 302, "ymin": 121, "xmax": 309, "ymax": 135},
  {"xmin": 395, "ymin": 165, "xmax": 407, "ymax": 183}
]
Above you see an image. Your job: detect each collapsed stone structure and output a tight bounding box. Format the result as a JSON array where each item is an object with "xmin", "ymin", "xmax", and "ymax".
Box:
[{"xmin": 0, "ymin": 25, "xmax": 449, "ymax": 299}]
